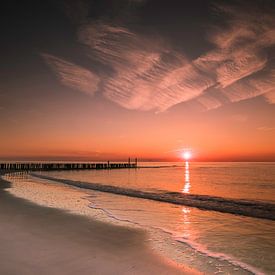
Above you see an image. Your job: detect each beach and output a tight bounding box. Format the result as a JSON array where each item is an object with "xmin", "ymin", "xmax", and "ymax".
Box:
[
  {"xmin": 1, "ymin": 165, "xmax": 274, "ymax": 274},
  {"xmin": 0, "ymin": 173, "xmax": 197, "ymax": 275}
]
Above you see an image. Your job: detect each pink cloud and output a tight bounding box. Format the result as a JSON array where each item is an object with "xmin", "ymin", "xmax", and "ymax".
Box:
[
  {"xmin": 257, "ymin": 126, "xmax": 275, "ymax": 131},
  {"xmin": 222, "ymin": 70, "xmax": 275, "ymax": 102},
  {"xmin": 264, "ymin": 90, "xmax": 275, "ymax": 104},
  {"xmin": 42, "ymin": 53, "xmax": 100, "ymax": 96},
  {"xmin": 195, "ymin": 94, "xmax": 222, "ymax": 111},
  {"xmin": 42, "ymin": 2, "xmax": 275, "ymax": 112},
  {"xmin": 77, "ymin": 22, "xmax": 216, "ymax": 111}
]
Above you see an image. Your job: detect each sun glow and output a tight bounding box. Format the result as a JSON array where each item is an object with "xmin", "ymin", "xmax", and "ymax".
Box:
[{"xmin": 182, "ymin": 151, "xmax": 191, "ymax": 160}]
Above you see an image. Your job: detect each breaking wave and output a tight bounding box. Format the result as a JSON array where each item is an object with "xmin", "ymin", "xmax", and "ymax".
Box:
[{"xmin": 32, "ymin": 173, "xmax": 275, "ymax": 221}]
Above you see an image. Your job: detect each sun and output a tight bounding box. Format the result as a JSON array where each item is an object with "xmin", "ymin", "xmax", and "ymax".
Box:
[{"xmin": 182, "ymin": 151, "xmax": 191, "ymax": 160}]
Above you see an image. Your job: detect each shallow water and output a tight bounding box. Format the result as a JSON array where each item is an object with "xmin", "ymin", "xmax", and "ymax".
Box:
[{"xmin": 87, "ymin": 190, "xmax": 275, "ymax": 274}]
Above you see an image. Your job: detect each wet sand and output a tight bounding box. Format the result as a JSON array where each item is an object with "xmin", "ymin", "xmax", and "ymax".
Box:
[{"xmin": 0, "ymin": 174, "xmax": 196, "ymax": 275}]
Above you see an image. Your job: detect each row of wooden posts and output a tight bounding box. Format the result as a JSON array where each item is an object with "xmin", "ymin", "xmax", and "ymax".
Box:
[{"xmin": 0, "ymin": 158, "xmax": 138, "ymax": 171}]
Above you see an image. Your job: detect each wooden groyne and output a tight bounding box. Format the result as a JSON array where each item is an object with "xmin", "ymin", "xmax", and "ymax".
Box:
[{"xmin": 0, "ymin": 159, "xmax": 138, "ymax": 172}]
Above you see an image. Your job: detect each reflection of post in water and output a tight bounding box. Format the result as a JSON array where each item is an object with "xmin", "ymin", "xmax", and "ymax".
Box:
[
  {"xmin": 182, "ymin": 161, "xmax": 190, "ymax": 193},
  {"xmin": 4, "ymin": 171, "xmax": 28, "ymax": 181}
]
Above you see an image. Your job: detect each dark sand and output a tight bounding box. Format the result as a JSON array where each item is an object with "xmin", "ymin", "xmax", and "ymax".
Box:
[{"xmin": 0, "ymin": 175, "xmax": 195, "ymax": 275}]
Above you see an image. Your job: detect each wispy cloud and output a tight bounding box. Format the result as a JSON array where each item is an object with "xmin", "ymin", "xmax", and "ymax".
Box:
[
  {"xmin": 42, "ymin": 53, "xmax": 100, "ymax": 96},
  {"xmin": 195, "ymin": 94, "xmax": 223, "ymax": 111},
  {"xmin": 257, "ymin": 126, "xmax": 275, "ymax": 131},
  {"xmin": 264, "ymin": 90, "xmax": 275, "ymax": 104},
  {"xmin": 200, "ymin": 2, "xmax": 275, "ymax": 101},
  {"xmin": 222, "ymin": 69, "xmax": 275, "ymax": 102},
  {"xmin": 42, "ymin": 1, "xmax": 275, "ymax": 112},
  {"xmin": 78, "ymin": 21, "xmax": 215, "ymax": 111}
]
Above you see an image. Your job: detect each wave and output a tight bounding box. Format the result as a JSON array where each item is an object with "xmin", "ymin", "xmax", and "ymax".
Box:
[
  {"xmin": 176, "ymin": 238, "xmax": 264, "ymax": 275},
  {"xmin": 88, "ymin": 202, "xmax": 263, "ymax": 275},
  {"xmin": 156, "ymin": 227, "xmax": 264, "ymax": 275},
  {"xmin": 31, "ymin": 173, "xmax": 275, "ymax": 221}
]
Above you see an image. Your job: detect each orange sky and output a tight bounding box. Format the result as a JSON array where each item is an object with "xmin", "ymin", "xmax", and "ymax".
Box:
[
  {"xmin": 1, "ymin": 0, "xmax": 275, "ymax": 161},
  {"xmin": 1, "ymin": 91, "xmax": 275, "ymax": 161}
]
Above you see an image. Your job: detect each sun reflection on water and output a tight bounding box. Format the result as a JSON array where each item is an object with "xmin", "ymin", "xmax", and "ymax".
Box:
[{"xmin": 182, "ymin": 161, "xmax": 190, "ymax": 193}]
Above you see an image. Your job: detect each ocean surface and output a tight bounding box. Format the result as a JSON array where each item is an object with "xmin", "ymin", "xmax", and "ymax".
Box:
[{"xmin": 6, "ymin": 162, "xmax": 275, "ymax": 274}]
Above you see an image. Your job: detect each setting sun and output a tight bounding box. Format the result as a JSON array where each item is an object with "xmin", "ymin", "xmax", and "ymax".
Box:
[{"xmin": 182, "ymin": 151, "xmax": 192, "ymax": 160}]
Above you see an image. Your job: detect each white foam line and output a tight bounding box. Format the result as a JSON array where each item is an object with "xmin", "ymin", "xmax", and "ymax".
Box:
[
  {"xmin": 87, "ymin": 194, "xmax": 262, "ymax": 275},
  {"xmin": 88, "ymin": 202, "xmax": 142, "ymax": 227},
  {"xmin": 155, "ymin": 227, "xmax": 264, "ymax": 275}
]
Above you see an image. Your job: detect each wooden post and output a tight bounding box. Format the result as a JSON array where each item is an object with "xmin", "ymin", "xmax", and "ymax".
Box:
[{"xmin": 0, "ymin": 161, "xmax": 139, "ymax": 172}]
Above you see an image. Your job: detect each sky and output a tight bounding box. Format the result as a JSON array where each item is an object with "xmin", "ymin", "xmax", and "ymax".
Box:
[{"xmin": 1, "ymin": 0, "xmax": 275, "ymax": 161}]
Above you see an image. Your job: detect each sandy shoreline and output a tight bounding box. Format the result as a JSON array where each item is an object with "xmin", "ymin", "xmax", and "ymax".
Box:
[{"xmin": 0, "ymin": 173, "xmax": 197, "ymax": 275}]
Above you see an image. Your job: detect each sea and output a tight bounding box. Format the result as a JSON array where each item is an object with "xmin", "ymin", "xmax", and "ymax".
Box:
[{"xmin": 5, "ymin": 162, "xmax": 275, "ymax": 274}]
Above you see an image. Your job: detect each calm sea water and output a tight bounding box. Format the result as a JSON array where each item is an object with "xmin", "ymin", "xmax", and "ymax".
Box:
[
  {"xmin": 41, "ymin": 162, "xmax": 275, "ymax": 202},
  {"xmin": 8, "ymin": 162, "xmax": 275, "ymax": 274}
]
